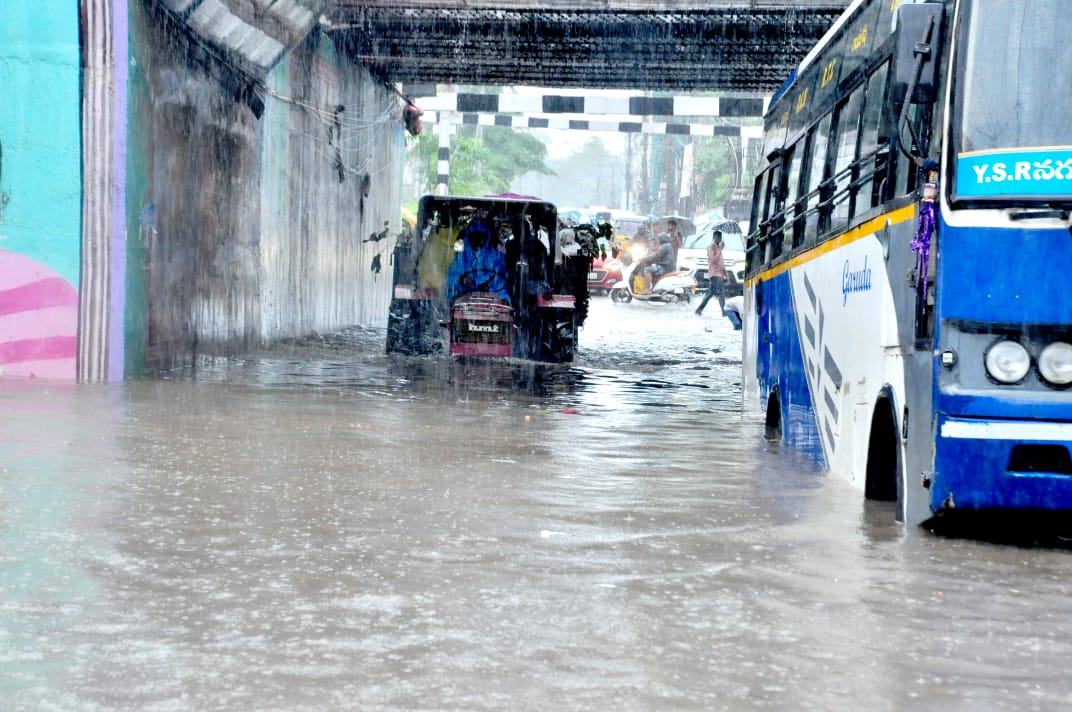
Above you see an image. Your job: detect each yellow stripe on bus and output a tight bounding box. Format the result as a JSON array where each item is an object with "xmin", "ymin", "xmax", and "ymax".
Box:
[{"xmin": 744, "ymin": 204, "xmax": 916, "ymax": 287}]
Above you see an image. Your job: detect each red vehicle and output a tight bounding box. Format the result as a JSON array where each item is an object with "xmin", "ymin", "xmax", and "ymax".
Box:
[{"xmin": 587, "ymin": 256, "xmax": 623, "ymax": 295}]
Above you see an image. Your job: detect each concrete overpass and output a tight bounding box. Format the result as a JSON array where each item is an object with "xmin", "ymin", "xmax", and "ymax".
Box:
[{"xmin": 324, "ymin": 1, "xmax": 850, "ymax": 93}]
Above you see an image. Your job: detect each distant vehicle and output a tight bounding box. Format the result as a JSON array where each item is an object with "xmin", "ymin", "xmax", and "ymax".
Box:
[
  {"xmin": 587, "ymin": 257, "xmax": 623, "ymax": 296},
  {"xmin": 609, "ymin": 260, "xmax": 696, "ymax": 304},
  {"xmin": 677, "ymin": 220, "xmax": 745, "ymax": 296},
  {"xmin": 599, "ymin": 210, "xmax": 652, "ymax": 255},
  {"xmin": 387, "ymin": 194, "xmax": 593, "ymax": 363}
]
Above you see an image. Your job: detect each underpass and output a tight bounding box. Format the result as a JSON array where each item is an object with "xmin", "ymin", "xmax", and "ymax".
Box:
[{"xmin": 2, "ymin": 0, "xmax": 852, "ymax": 380}]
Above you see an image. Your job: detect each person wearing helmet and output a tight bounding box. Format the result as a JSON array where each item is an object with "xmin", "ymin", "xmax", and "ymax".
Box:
[{"xmin": 638, "ymin": 232, "xmax": 676, "ymax": 293}]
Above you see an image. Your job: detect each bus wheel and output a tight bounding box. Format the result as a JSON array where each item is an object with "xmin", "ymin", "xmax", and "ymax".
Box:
[
  {"xmin": 865, "ymin": 397, "xmax": 900, "ymax": 503},
  {"xmin": 764, "ymin": 391, "xmax": 782, "ymax": 441}
]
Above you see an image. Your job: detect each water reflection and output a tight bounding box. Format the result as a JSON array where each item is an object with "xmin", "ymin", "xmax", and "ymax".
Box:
[{"xmin": 2, "ymin": 299, "xmax": 1071, "ymax": 709}]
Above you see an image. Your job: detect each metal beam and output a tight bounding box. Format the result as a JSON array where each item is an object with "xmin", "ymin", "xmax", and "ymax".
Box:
[
  {"xmin": 428, "ymin": 111, "xmax": 763, "ymax": 138},
  {"xmin": 323, "ymin": 2, "xmax": 851, "ymax": 93},
  {"xmin": 420, "ymin": 92, "xmax": 767, "ymax": 118}
]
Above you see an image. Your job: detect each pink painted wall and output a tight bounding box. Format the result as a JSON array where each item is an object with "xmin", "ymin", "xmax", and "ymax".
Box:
[{"xmin": 0, "ymin": 250, "xmax": 78, "ymax": 379}]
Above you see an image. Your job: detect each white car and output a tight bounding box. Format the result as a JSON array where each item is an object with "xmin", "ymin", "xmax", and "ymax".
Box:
[{"xmin": 677, "ymin": 220, "xmax": 745, "ymax": 296}]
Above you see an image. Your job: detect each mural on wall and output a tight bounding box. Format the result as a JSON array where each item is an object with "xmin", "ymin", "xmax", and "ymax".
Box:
[
  {"xmin": 0, "ymin": 137, "xmax": 78, "ymax": 379},
  {"xmin": 0, "ymin": 3, "xmax": 84, "ymax": 380},
  {"xmin": 0, "ymin": 249, "xmax": 79, "ymax": 379}
]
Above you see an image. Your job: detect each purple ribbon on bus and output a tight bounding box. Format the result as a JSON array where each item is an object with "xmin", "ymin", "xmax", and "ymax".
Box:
[{"xmin": 911, "ymin": 198, "xmax": 937, "ymax": 296}]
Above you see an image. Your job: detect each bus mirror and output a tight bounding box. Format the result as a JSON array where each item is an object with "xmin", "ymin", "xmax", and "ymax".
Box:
[{"xmin": 891, "ymin": 3, "xmax": 944, "ymax": 105}]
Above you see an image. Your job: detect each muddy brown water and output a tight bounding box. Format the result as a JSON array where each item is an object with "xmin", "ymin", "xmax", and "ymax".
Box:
[{"xmin": 2, "ymin": 297, "xmax": 1070, "ymax": 710}]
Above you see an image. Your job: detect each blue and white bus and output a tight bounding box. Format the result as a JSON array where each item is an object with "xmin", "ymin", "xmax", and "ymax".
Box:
[{"xmin": 744, "ymin": 0, "xmax": 1072, "ymax": 525}]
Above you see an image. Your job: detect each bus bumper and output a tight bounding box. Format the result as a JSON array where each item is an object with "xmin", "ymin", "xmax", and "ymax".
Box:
[{"xmin": 931, "ymin": 416, "xmax": 1072, "ymax": 512}]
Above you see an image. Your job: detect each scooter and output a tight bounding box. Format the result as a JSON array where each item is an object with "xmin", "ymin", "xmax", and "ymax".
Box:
[{"xmin": 609, "ymin": 260, "xmax": 696, "ymax": 304}]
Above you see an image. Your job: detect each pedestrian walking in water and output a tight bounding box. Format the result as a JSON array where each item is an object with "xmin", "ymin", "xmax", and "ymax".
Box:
[{"xmin": 695, "ymin": 230, "xmax": 726, "ymax": 316}]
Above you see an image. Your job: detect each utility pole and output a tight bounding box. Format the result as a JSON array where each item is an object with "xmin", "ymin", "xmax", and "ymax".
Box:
[{"xmin": 640, "ymin": 134, "xmax": 650, "ymax": 215}]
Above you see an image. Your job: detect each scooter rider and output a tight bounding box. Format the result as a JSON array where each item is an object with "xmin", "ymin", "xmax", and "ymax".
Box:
[{"xmin": 639, "ymin": 232, "xmax": 676, "ymax": 293}]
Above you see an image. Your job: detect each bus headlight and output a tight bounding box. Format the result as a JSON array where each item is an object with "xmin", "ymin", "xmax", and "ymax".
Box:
[
  {"xmin": 1038, "ymin": 342, "xmax": 1072, "ymax": 386},
  {"xmin": 985, "ymin": 339, "xmax": 1031, "ymax": 384}
]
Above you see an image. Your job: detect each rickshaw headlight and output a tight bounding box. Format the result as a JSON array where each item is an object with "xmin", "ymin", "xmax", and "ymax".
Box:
[
  {"xmin": 1038, "ymin": 342, "xmax": 1072, "ymax": 386},
  {"xmin": 985, "ymin": 339, "xmax": 1031, "ymax": 384}
]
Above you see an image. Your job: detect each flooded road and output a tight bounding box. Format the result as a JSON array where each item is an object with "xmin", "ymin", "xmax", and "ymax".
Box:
[{"xmin": 3, "ymin": 296, "xmax": 1071, "ymax": 710}]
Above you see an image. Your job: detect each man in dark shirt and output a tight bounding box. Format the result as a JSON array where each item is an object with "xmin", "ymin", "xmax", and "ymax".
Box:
[{"xmin": 639, "ymin": 233, "xmax": 676, "ymax": 293}]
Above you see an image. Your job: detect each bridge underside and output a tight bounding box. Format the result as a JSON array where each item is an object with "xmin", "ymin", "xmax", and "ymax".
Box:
[{"xmin": 325, "ymin": 1, "xmax": 849, "ymax": 93}]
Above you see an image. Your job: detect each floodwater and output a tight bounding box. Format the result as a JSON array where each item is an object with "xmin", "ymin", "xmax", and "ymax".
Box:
[{"xmin": 2, "ymin": 296, "xmax": 1071, "ymax": 711}]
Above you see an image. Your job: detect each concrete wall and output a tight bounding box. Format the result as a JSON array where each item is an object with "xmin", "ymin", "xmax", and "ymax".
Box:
[
  {"xmin": 127, "ymin": 2, "xmax": 403, "ymax": 373},
  {"xmin": 0, "ymin": 2, "xmax": 83, "ymax": 379}
]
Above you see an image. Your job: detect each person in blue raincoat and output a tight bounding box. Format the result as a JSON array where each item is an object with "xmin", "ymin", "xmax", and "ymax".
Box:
[{"xmin": 446, "ymin": 219, "xmax": 511, "ymax": 303}]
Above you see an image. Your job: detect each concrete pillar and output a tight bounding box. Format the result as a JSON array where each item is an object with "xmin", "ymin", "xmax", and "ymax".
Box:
[{"xmin": 436, "ymin": 111, "xmax": 454, "ymax": 196}]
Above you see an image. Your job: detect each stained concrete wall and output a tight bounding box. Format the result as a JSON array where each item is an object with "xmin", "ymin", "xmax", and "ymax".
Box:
[{"xmin": 127, "ymin": 2, "xmax": 402, "ymax": 373}]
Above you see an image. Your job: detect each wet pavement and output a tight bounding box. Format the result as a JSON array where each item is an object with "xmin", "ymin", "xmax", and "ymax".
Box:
[{"xmin": 2, "ymin": 296, "xmax": 1072, "ymax": 710}]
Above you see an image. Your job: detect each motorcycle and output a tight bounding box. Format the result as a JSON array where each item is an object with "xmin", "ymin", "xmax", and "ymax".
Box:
[{"xmin": 609, "ymin": 259, "xmax": 696, "ymax": 304}]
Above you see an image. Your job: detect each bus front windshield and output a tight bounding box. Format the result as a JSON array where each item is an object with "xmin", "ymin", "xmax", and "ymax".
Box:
[{"xmin": 953, "ymin": 0, "xmax": 1072, "ymax": 203}]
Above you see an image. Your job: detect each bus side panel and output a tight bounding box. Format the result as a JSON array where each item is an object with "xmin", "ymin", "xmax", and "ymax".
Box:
[
  {"xmin": 756, "ymin": 271, "xmax": 827, "ymax": 465},
  {"xmin": 903, "ymin": 349, "xmax": 937, "ymax": 525},
  {"xmin": 883, "ymin": 210, "xmax": 937, "ymax": 526},
  {"xmin": 742, "ymin": 287, "xmax": 762, "ymax": 417},
  {"xmin": 785, "ymin": 231, "xmax": 907, "ymax": 489}
]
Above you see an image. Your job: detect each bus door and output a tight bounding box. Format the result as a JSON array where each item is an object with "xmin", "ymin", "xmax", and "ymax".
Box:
[{"xmin": 751, "ymin": 157, "xmax": 786, "ymax": 393}]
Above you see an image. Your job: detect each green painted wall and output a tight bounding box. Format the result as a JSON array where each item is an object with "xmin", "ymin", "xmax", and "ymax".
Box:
[{"xmin": 0, "ymin": 2, "xmax": 82, "ymax": 285}]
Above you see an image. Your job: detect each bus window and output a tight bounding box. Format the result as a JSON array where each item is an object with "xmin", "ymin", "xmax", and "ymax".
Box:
[
  {"xmin": 747, "ymin": 171, "xmax": 766, "ymax": 275},
  {"xmin": 749, "ymin": 165, "xmax": 780, "ymax": 270},
  {"xmin": 784, "ymin": 141, "xmax": 805, "ymax": 250},
  {"xmin": 748, "ymin": 171, "xmax": 764, "ymax": 235},
  {"xmin": 763, "ymin": 109, "xmax": 789, "ymax": 161},
  {"xmin": 829, "ymin": 86, "xmax": 864, "ymax": 233},
  {"xmin": 802, "ymin": 114, "xmax": 832, "ymax": 244},
  {"xmin": 857, "ymin": 61, "xmax": 891, "ymax": 210},
  {"xmin": 769, "ymin": 146, "xmax": 793, "ymax": 261}
]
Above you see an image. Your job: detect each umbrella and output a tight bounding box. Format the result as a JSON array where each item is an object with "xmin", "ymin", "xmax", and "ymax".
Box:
[
  {"xmin": 560, "ymin": 209, "xmax": 595, "ymax": 226},
  {"xmin": 701, "ymin": 217, "xmax": 742, "ymax": 234},
  {"xmin": 656, "ymin": 215, "xmax": 696, "ymax": 237}
]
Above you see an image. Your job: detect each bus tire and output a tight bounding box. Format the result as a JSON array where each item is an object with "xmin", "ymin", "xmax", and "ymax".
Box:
[
  {"xmin": 765, "ymin": 390, "xmax": 782, "ymax": 441},
  {"xmin": 865, "ymin": 396, "xmax": 901, "ymax": 506}
]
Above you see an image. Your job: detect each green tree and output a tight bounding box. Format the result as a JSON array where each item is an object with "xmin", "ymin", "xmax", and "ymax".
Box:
[
  {"xmin": 693, "ymin": 135, "xmax": 738, "ymax": 212},
  {"xmin": 411, "ymin": 125, "xmax": 553, "ymax": 196}
]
